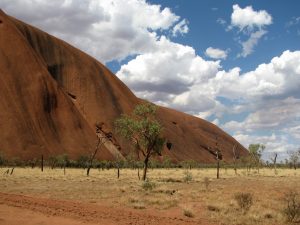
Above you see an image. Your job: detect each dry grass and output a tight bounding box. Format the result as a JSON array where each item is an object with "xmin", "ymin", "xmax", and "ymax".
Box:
[{"xmin": 0, "ymin": 167, "xmax": 299, "ymax": 224}]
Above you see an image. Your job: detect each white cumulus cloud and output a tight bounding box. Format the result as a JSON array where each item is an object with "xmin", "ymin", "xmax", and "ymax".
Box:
[
  {"xmin": 229, "ymin": 4, "xmax": 272, "ymax": 57},
  {"xmin": 231, "ymin": 4, "xmax": 272, "ymax": 31},
  {"xmin": 0, "ymin": 0, "xmax": 184, "ymax": 63},
  {"xmin": 205, "ymin": 47, "xmax": 228, "ymax": 59},
  {"xmin": 238, "ymin": 30, "xmax": 267, "ymax": 57},
  {"xmin": 172, "ymin": 19, "xmax": 189, "ymax": 36}
]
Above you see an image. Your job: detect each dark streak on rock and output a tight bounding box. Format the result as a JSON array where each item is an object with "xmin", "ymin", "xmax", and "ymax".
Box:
[
  {"xmin": 67, "ymin": 92, "xmax": 77, "ymax": 100},
  {"xmin": 43, "ymin": 86, "xmax": 57, "ymax": 113},
  {"xmin": 47, "ymin": 64, "xmax": 63, "ymax": 82},
  {"xmin": 96, "ymin": 65, "xmax": 123, "ymax": 115}
]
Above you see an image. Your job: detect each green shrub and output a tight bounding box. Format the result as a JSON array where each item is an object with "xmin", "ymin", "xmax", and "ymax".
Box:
[
  {"xmin": 142, "ymin": 179, "xmax": 156, "ymax": 191},
  {"xmin": 183, "ymin": 170, "xmax": 193, "ymax": 183}
]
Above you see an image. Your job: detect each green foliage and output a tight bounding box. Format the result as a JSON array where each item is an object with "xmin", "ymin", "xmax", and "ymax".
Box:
[
  {"xmin": 180, "ymin": 160, "xmax": 197, "ymax": 169},
  {"xmin": 149, "ymin": 158, "xmax": 160, "ymax": 168},
  {"xmin": 9, "ymin": 157, "xmax": 25, "ymax": 167},
  {"xmin": 249, "ymin": 143, "xmax": 265, "ymax": 159},
  {"xmin": 162, "ymin": 156, "xmax": 173, "ymax": 168},
  {"xmin": 48, "ymin": 156, "xmax": 58, "ymax": 168},
  {"xmin": 183, "ymin": 170, "xmax": 193, "ymax": 183},
  {"xmin": 248, "ymin": 143, "xmax": 265, "ymax": 172},
  {"xmin": 56, "ymin": 154, "xmax": 70, "ymax": 167},
  {"xmin": 142, "ymin": 179, "xmax": 156, "ymax": 191},
  {"xmin": 115, "ymin": 103, "xmax": 165, "ymax": 158},
  {"xmin": 115, "ymin": 103, "xmax": 165, "ymax": 180},
  {"xmin": 76, "ymin": 155, "xmax": 89, "ymax": 168}
]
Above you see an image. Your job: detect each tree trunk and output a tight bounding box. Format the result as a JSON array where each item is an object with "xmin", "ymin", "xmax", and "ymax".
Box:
[
  {"xmin": 87, "ymin": 166, "xmax": 91, "ymax": 176},
  {"xmin": 217, "ymin": 159, "xmax": 220, "ymax": 179},
  {"xmin": 138, "ymin": 167, "xmax": 140, "ymax": 180},
  {"xmin": 87, "ymin": 148, "xmax": 98, "ymax": 176},
  {"xmin": 273, "ymin": 154, "xmax": 277, "ymax": 174},
  {"xmin": 233, "ymin": 158, "xmax": 237, "ymax": 175},
  {"xmin": 142, "ymin": 157, "xmax": 149, "ymax": 181},
  {"xmin": 117, "ymin": 166, "xmax": 120, "ymax": 179},
  {"xmin": 41, "ymin": 155, "xmax": 44, "ymax": 172}
]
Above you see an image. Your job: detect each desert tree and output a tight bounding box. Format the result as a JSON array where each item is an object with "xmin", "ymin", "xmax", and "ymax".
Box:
[
  {"xmin": 232, "ymin": 144, "xmax": 240, "ymax": 175},
  {"xmin": 269, "ymin": 152, "xmax": 278, "ymax": 174},
  {"xmin": 41, "ymin": 154, "xmax": 44, "ymax": 172},
  {"xmin": 56, "ymin": 154, "xmax": 69, "ymax": 175},
  {"xmin": 162, "ymin": 155, "xmax": 173, "ymax": 169},
  {"xmin": 115, "ymin": 103, "xmax": 165, "ymax": 181},
  {"xmin": 181, "ymin": 160, "xmax": 197, "ymax": 170},
  {"xmin": 87, "ymin": 122, "xmax": 108, "ymax": 176},
  {"xmin": 114, "ymin": 155, "xmax": 125, "ymax": 179},
  {"xmin": 76, "ymin": 155, "xmax": 89, "ymax": 169},
  {"xmin": 248, "ymin": 143, "xmax": 265, "ymax": 173},
  {"xmin": 215, "ymin": 136, "xmax": 223, "ymax": 179},
  {"xmin": 240, "ymin": 155, "xmax": 252, "ymax": 174},
  {"xmin": 288, "ymin": 150, "xmax": 300, "ymax": 170}
]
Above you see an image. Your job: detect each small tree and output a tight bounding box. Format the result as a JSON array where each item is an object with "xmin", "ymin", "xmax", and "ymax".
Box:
[
  {"xmin": 248, "ymin": 143, "xmax": 265, "ymax": 173},
  {"xmin": 162, "ymin": 155, "xmax": 173, "ymax": 169},
  {"xmin": 270, "ymin": 152, "xmax": 278, "ymax": 174},
  {"xmin": 56, "ymin": 154, "xmax": 69, "ymax": 175},
  {"xmin": 76, "ymin": 155, "xmax": 89, "ymax": 168},
  {"xmin": 232, "ymin": 144, "xmax": 240, "ymax": 175},
  {"xmin": 115, "ymin": 103, "xmax": 165, "ymax": 181},
  {"xmin": 87, "ymin": 123, "xmax": 107, "ymax": 176},
  {"xmin": 215, "ymin": 136, "xmax": 222, "ymax": 179},
  {"xmin": 288, "ymin": 150, "xmax": 300, "ymax": 170}
]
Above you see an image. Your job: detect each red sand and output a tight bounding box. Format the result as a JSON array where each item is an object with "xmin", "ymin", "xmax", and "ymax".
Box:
[{"xmin": 0, "ymin": 192, "xmax": 214, "ymax": 225}]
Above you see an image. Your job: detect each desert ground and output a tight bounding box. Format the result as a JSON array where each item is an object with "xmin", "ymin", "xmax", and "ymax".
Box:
[{"xmin": 0, "ymin": 167, "xmax": 299, "ymax": 225}]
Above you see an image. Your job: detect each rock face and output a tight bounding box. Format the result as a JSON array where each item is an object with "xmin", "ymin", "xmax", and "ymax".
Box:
[{"xmin": 0, "ymin": 10, "xmax": 248, "ymax": 162}]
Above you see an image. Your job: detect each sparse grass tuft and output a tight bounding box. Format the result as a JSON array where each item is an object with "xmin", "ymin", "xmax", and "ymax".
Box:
[
  {"xmin": 183, "ymin": 170, "xmax": 193, "ymax": 183},
  {"xmin": 183, "ymin": 208, "xmax": 194, "ymax": 218},
  {"xmin": 203, "ymin": 177, "xmax": 210, "ymax": 190},
  {"xmin": 234, "ymin": 192, "xmax": 253, "ymax": 213},
  {"xmin": 282, "ymin": 191, "xmax": 300, "ymax": 222},
  {"xmin": 142, "ymin": 179, "xmax": 156, "ymax": 191},
  {"xmin": 207, "ymin": 205, "xmax": 220, "ymax": 212},
  {"xmin": 159, "ymin": 178, "xmax": 182, "ymax": 183},
  {"xmin": 1, "ymin": 167, "xmax": 300, "ymax": 225}
]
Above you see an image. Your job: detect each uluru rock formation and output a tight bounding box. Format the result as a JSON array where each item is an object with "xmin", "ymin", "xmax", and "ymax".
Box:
[{"xmin": 0, "ymin": 10, "xmax": 247, "ymax": 163}]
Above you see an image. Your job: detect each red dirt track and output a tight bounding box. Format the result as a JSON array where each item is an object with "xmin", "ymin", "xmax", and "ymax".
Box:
[{"xmin": 0, "ymin": 192, "xmax": 213, "ymax": 225}]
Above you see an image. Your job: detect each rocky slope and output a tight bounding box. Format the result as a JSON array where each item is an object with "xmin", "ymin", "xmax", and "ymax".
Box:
[{"xmin": 0, "ymin": 10, "xmax": 247, "ymax": 163}]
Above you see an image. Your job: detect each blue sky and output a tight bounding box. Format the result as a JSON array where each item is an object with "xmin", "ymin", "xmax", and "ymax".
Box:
[
  {"xmin": 1, "ymin": 0, "xmax": 300, "ymax": 160},
  {"xmin": 108, "ymin": 1, "xmax": 300, "ymax": 73}
]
